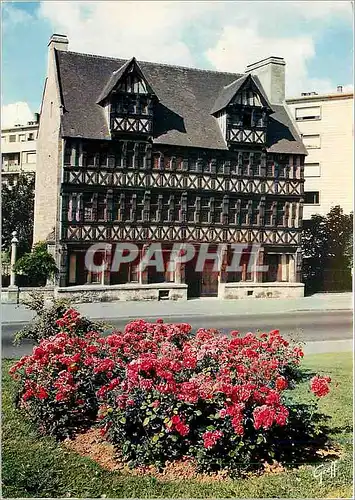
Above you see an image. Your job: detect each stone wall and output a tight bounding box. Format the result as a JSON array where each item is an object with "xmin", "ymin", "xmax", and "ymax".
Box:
[
  {"xmin": 223, "ymin": 282, "xmax": 304, "ymax": 299},
  {"xmin": 33, "ymin": 40, "xmax": 64, "ymax": 245},
  {"xmin": 1, "ymin": 286, "xmax": 55, "ymax": 304},
  {"xmin": 1, "ymin": 282, "xmax": 304, "ymax": 304},
  {"xmin": 55, "ymin": 283, "xmax": 188, "ymax": 303}
]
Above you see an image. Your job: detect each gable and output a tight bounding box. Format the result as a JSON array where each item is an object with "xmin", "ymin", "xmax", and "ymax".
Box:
[
  {"xmin": 211, "ymin": 74, "xmax": 273, "ymax": 115},
  {"xmin": 231, "ymin": 76, "xmax": 271, "ymax": 109},
  {"xmin": 97, "ymin": 57, "xmax": 156, "ymax": 105}
]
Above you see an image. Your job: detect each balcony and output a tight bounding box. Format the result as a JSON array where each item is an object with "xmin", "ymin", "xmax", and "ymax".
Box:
[
  {"xmin": 228, "ymin": 127, "xmax": 266, "ymax": 145},
  {"xmin": 110, "ymin": 113, "xmax": 153, "ymax": 135}
]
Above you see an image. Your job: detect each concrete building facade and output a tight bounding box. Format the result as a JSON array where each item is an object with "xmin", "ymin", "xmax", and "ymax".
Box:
[
  {"xmin": 286, "ymin": 89, "xmax": 353, "ymax": 219},
  {"xmin": 1, "ymin": 117, "xmax": 39, "ymax": 186}
]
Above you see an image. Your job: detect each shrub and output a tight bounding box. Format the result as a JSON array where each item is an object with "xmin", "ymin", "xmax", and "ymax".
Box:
[
  {"xmin": 10, "ymin": 310, "xmax": 123, "ymax": 439},
  {"xmin": 10, "ymin": 318, "xmax": 332, "ymax": 474},
  {"xmin": 14, "ymin": 241, "xmax": 58, "ymax": 287},
  {"xmin": 14, "ymin": 292, "xmax": 108, "ymax": 345},
  {"xmin": 96, "ymin": 321, "xmax": 330, "ymax": 473}
]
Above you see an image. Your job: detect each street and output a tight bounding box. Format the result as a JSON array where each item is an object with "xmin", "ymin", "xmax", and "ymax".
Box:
[{"xmin": 1, "ymin": 309, "xmax": 352, "ymax": 358}]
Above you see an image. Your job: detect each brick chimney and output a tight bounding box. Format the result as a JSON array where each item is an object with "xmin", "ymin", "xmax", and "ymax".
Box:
[{"xmin": 245, "ymin": 56, "xmax": 286, "ymax": 104}]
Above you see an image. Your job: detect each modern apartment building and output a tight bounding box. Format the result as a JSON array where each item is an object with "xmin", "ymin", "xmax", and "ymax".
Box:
[
  {"xmin": 286, "ymin": 89, "xmax": 353, "ymax": 219},
  {"xmin": 1, "ymin": 116, "xmax": 39, "ymax": 186}
]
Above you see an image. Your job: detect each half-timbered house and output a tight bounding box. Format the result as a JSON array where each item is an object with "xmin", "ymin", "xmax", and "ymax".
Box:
[{"xmin": 33, "ymin": 34, "xmax": 306, "ymax": 301}]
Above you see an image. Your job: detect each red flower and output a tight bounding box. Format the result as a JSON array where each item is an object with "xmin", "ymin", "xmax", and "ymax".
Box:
[
  {"xmin": 37, "ymin": 386, "xmax": 49, "ymax": 400},
  {"xmin": 176, "ymin": 422, "xmax": 190, "ymax": 436},
  {"xmin": 171, "ymin": 415, "xmax": 182, "ymax": 426},
  {"xmin": 310, "ymin": 376, "xmax": 331, "ymax": 397},
  {"xmin": 275, "ymin": 405, "xmax": 289, "ymax": 426},
  {"xmin": 275, "ymin": 376, "xmax": 288, "ymax": 391},
  {"xmin": 253, "ymin": 405, "xmax": 276, "ymax": 430},
  {"xmin": 86, "ymin": 345, "xmax": 98, "ymax": 355},
  {"xmin": 202, "ymin": 430, "xmax": 223, "ymax": 449}
]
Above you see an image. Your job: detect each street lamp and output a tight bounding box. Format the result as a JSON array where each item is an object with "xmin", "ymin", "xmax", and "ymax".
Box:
[{"xmin": 9, "ymin": 230, "xmax": 19, "ymax": 289}]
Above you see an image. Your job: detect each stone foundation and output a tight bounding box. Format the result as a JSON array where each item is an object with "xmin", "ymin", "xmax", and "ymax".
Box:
[
  {"xmin": 1, "ymin": 282, "xmax": 304, "ymax": 304},
  {"xmin": 1, "ymin": 286, "xmax": 56, "ymax": 304},
  {"xmin": 222, "ymin": 282, "xmax": 304, "ymax": 299},
  {"xmin": 55, "ymin": 283, "xmax": 188, "ymax": 303}
]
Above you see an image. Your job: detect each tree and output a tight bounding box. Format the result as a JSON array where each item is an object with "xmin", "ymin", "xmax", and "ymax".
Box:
[
  {"xmin": 14, "ymin": 241, "xmax": 58, "ymax": 287},
  {"xmin": 1, "ymin": 173, "xmax": 35, "ymax": 256},
  {"xmin": 301, "ymin": 206, "xmax": 353, "ymax": 293}
]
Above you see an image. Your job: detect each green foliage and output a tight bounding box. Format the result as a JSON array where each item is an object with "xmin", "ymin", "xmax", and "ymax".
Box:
[
  {"xmin": 302, "ymin": 206, "xmax": 353, "ymax": 293},
  {"xmin": 1, "ymin": 172, "xmax": 35, "ymax": 255},
  {"xmin": 13, "ymin": 291, "xmax": 108, "ymax": 346},
  {"xmin": 14, "ymin": 241, "xmax": 58, "ymax": 287}
]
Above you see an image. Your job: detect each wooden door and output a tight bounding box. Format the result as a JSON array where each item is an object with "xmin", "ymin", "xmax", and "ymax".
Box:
[
  {"xmin": 201, "ymin": 262, "xmax": 219, "ymax": 297},
  {"xmin": 266, "ymin": 254, "xmax": 281, "ymax": 282}
]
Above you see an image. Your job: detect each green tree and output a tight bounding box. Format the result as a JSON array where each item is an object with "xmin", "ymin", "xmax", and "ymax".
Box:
[
  {"xmin": 1, "ymin": 173, "xmax": 35, "ymax": 255},
  {"xmin": 14, "ymin": 241, "xmax": 58, "ymax": 287},
  {"xmin": 301, "ymin": 206, "xmax": 353, "ymax": 293}
]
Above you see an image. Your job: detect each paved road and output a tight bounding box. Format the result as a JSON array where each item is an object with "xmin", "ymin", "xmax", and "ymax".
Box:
[{"xmin": 1, "ymin": 310, "xmax": 352, "ymax": 358}]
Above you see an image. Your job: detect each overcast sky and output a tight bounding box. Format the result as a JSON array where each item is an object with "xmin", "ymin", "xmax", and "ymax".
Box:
[{"xmin": 1, "ymin": 0, "xmax": 353, "ymax": 127}]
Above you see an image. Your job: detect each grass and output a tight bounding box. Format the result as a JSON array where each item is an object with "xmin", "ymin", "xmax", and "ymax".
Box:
[{"xmin": 2, "ymin": 352, "xmax": 353, "ymax": 498}]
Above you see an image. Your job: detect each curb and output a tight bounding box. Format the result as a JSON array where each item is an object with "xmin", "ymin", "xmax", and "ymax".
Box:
[{"xmin": 1, "ymin": 308, "xmax": 352, "ymax": 325}]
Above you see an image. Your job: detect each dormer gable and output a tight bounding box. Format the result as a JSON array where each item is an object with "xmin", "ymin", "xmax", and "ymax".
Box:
[
  {"xmin": 97, "ymin": 57, "xmax": 157, "ymax": 104},
  {"xmin": 212, "ymin": 74, "xmax": 273, "ymax": 147},
  {"xmin": 97, "ymin": 58, "xmax": 158, "ymax": 136}
]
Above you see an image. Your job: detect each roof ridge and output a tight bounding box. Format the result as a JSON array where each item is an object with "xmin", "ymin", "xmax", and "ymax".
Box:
[{"xmin": 65, "ymin": 49, "xmax": 243, "ymax": 77}]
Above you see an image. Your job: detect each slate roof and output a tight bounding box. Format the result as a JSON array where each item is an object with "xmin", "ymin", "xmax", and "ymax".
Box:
[{"xmin": 55, "ymin": 50, "xmax": 307, "ymax": 155}]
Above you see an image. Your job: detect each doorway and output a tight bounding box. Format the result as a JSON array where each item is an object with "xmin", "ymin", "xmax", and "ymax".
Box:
[
  {"xmin": 265, "ymin": 254, "xmax": 282, "ymax": 282},
  {"xmin": 185, "ymin": 258, "xmax": 219, "ymax": 298}
]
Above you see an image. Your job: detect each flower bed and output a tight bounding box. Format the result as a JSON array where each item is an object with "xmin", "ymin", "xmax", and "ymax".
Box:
[{"xmin": 10, "ymin": 309, "xmax": 332, "ymax": 475}]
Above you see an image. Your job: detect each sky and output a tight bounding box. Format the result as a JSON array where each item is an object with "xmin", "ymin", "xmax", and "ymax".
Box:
[{"xmin": 1, "ymin": 0, "xmax": 354, "ymax": 127}]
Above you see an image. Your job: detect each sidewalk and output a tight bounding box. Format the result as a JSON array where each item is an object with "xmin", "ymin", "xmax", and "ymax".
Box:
[{"xmin": 1, "ymin": 292, "xmax": 352, "ymax": 324}]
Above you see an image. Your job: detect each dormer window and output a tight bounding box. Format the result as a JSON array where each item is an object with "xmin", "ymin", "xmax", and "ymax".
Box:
[
  {"xmin": 211, "ymin": 74, "xmax": 272, "ymax": 147},
  {"xmin": 96, "ymin": 57, "xmax": 158, "ymax": 137}
]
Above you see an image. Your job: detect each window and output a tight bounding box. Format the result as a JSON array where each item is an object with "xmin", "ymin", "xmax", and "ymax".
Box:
[
  {"xmin": 9, "ymin": 135, "xmax": 16, "ymax": 143},
  {"xmin": 265, "ymin": 201, "xmax": 274, "ymax": 225},
  {"xmin": 304, "ymin": 191, "xmax": 320, "ymax": 204},
  {"xmin": 304, "ymin": 163, "xmax": 321, "ymax": 177},
  {"xmin": 83, "ymin": 194, "xmax": 94, "ymax": 221},
  {"xmin": 295, "ymin": 106, "xmax": 321, "ymax": 121},
  {"xmin": 302, "ymin": 134, "xmax": 320, "ymax": 149},
  {"xmin": 1, "ymin": 135, "xmax": 6, "ymax": 142},
  {"xmin": 5, "ymin": 153, "xmax": 20, "ymax": 167},
  {"xmin": 28, "ymin": 133, "xmax": 34, "ymax": 141},
  {"xmin": 19, "ymin": 134, "xmax": 26, "ymax": 142},
  {"xmin": 242, "ymin": 109, "xmax": 252, "ymax": 128},
  {"xmin": 276, "ymin": 203, "xmax": 284, "ymax": 226},
  {"xmin": 26, "ymin": 152, "xmax": 36, "ymax": 164},
  {"xmin": 97, "ymin": 194, "xmax": 106, "ymax": 221}
]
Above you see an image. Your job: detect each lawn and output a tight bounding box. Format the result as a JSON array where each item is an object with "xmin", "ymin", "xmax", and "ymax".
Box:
[{"xmin": 2, "ymin": 352, "xmax": 353, "ymax": 498}]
